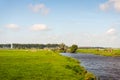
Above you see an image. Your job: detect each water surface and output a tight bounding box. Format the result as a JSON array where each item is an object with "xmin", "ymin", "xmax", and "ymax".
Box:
[{"xmin": 61, "ymin": 53, "xmax": 120, "ymax": 80}]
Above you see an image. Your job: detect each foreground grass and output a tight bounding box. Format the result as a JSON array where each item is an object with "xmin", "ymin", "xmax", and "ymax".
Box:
[
  {"xmin": 77, "ymin": 49, "xmax": 120, "ymax": 56},
  {"xmin": 0, "ymin": 49, "xmax": 95, "ymax": 80}
]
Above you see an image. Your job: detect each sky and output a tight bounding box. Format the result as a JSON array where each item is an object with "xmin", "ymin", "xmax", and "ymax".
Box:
[{"xmin": 0, "ymin": 0, "xmax": 120, "ymax": 48}]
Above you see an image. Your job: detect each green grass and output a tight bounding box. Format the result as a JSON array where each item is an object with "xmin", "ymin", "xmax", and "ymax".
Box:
[
  {"xmin": 0, "ymin": 49, "xmax": 96, "ymax": 80},
  {"xmin": 77, "ymin": 49, "xmax": 120, "ymax": 56}
]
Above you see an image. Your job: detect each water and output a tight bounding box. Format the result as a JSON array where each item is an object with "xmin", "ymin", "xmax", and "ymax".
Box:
[{"xmin": 61, "ymin": 53, "xmax": 120, "ymax": 80}]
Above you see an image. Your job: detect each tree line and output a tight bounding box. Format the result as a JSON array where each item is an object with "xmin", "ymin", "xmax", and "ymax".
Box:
[
  {"xmin": 0, "ymin": 43, "xmax": 78, "ymax": 53},
  {"xmin": 0, "ymin": 43, "xmax": 59, "ymax": 49}
]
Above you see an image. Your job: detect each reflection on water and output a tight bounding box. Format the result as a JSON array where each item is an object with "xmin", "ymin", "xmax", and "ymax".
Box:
[{"xmin": 61, "ymin": 53, "xmax": 120, "ymax": 80}]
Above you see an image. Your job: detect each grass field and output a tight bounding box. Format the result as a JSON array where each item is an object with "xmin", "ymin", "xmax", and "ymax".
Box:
[
  {"xmin": 0, "ymin": 49, "xmax": 95, "ymax": 80},
  {"xmin": 77, "ymin": 49, "xmax": 120, "ymax": 56}
]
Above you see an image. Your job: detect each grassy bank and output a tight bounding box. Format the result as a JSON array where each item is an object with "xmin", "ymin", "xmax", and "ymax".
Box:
[
  {"xmin": 0, "ymin": 49, "xmax": 96, "ymax": 80},
  {"xmin": 77, "ymin": 49, "xmax": 120, "ymax": 56}
]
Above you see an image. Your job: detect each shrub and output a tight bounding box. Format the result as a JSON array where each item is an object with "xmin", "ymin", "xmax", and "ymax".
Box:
[{"xmin": 70, "ymin": 44, "xmax": 78, "ymax": 53}]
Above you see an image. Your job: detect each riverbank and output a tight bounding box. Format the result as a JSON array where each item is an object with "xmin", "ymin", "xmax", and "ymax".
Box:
[
  {"xmin": 77, "ymin": 49, "xmax": 120, "ymax": 56},
  {"xmin": 0, "ymin": 49, "xmax": 96, "ymax": 80},
  {"xmin": 61, "ymin": 53, "xmax": 120, "ymax": 80}
]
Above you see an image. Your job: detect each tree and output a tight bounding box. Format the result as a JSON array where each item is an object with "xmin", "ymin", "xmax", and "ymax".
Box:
[
  {"xmin": 70, "ymin": 44, "xmax": 78, "ymax": 53},
  {"xmin": 59, "ymin": 43, "xmax": 67, "ymax": 53}
]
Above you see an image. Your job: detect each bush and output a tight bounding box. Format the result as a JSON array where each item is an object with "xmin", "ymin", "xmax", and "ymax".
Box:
[{"xmin": 70, "ymin": 44, "xmax": 78, "ymax": 53}]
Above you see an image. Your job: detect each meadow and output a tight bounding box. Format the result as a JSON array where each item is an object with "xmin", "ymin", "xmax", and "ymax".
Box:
[
  {"xmin": 77, "ymin": 49, "xmax": 120, "ymax": 56},
  {"xmin": 0, "ymin": 49, "xmax": 96, "ymax": 80}
]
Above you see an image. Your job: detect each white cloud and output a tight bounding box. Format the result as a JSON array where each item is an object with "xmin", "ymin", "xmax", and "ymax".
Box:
[
  {"xmin": 29, "ymin": 3, "xmax": 50, "ymax": 15},
  {"xmin": 100, "ymin": 0, "xmax": 120, "ymax": 12},
  {"xmin": 30, "ymin": 24, "xmax": 48, "ymax": 31},
  {"xmin": 99, "ymin": 2, "xmax": 110, "ymax": 11},
  {"xmin": 114, "ymin": 0, "xmax": 120, "ymax": 11},
  {"xmin": 106, "ymin": 28, "xmax": 117, "ymax": 35},
  {"xmin": 5, "ymin": 24, "xmax": 19, "ymax": 30}
]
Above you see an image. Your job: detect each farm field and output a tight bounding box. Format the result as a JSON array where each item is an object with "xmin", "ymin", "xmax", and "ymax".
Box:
[
  {"xmin": 0, "ymin": 49, "xmax": 95, "ymax": 80},
  {"xmin": 77, "ymin": 49, "xmax": 120, "ymax": 56}
]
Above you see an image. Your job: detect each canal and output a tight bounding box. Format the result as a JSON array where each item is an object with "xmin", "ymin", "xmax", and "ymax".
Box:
[{"xmin": 61, "ymin": 53, "xmax": 120, "ymax": 80}]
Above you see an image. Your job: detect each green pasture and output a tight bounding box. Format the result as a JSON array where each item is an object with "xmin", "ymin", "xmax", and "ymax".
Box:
[
  {"xmin": 0, "ymin": 49, "xmax": 95, "ymax": 80},
  {"xmin": 77, "ymin": 49, "xmax": 120, "ymax": 56}
]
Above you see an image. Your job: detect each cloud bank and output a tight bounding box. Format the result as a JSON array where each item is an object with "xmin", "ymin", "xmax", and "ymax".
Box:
[{"xmin": 46, "ymin": 27, "xmax": 120, "ymax": 48}]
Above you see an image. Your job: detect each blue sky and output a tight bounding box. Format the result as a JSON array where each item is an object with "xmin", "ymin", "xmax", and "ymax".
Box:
[{"xmin": 0, "ymin": 0, "xmax": 120, "ymax": 48}]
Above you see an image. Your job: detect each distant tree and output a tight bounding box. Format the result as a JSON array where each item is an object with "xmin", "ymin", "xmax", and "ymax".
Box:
[
  {"xmin": 70, "ymin": 44, "xmax": 78, "ymax": 53},
  {"xmin": 59, "ymin": 43, "xmax": 67, "ymax": 53}
]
